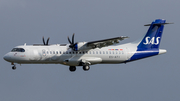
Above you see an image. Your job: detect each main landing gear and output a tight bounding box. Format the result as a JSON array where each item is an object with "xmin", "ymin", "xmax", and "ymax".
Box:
[
  {"xmin": 69, "ymin": 65, "xmax": 90, "ymax": 72},
  {"xmin": 83, "ymin": 65, "xmax": 90, "ymax": 71},
  {"xmin": 69, "ymin": 66, "xmax": 76, "ymax": 72}
]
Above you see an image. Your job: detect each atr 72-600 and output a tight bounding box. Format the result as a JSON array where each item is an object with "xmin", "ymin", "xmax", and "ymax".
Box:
[{"xmin": 3, "ymin": 19, "xmax": 171, "ymax": 72}]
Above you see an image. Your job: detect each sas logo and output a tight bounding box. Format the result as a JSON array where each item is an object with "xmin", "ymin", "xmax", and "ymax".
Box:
[{"xmin": 143, "ymin": 37, "xmax": 160, "ymax": 45}]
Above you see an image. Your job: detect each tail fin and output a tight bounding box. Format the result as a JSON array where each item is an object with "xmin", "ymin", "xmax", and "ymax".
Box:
[
  {"xmin": 128, "ymin": 19, "xmax": 171, "ymax": 62},
  {"xmin": 137, "ymin": 19, "xmax": 169, "ymax": 49}
]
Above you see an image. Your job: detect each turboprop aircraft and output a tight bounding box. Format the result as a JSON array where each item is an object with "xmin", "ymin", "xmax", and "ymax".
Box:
[{"xmin": 3, "ymin": 19, "xmax": 171, "ymax": 72}]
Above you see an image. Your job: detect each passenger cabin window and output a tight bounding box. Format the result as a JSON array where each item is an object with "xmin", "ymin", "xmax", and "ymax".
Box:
[
  {"xmin": 11, "ymin": 48, "xmax": 25, "ymax": 52},
  {"xmin": 122, "ymin": 51, "xmax": 124, "ymax": 54}
]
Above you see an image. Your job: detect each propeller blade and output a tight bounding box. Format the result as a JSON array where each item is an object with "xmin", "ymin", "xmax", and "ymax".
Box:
[
  {"xmin": 68, "ymin": 33, "xmax": 76, "ymax": 50},
  {"xmin": 46, "ymin": 37, "xmax": 50, "ymax": 45},
  {"xmin": 72, "ymin": 33, "xmax": 75, "ymax": 44},
  {"xmin": 68, "ymin": 36, "xmax": 72, "ymax": 44},
  {"xmin": 42, "ymin": 36, "xmax": 45, "ymax": 45}
]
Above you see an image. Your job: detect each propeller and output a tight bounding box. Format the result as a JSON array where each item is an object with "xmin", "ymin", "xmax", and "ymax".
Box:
[
  {"xmin": 68, "ymin": 33, "xmax": 76, "ymax": 50},
  {"xmin": 42, "ymin": 36, "xmax": 50, "ymax": 45}
]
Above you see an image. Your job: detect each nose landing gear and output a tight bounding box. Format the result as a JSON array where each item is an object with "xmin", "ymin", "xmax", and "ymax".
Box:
[
  {"xmin": 12, "ymin": 65, "xmax": 16, "ymax": 70},
  {"xmin": 11, "ymin": 62, "xmax": 16, "ymax": 70}
]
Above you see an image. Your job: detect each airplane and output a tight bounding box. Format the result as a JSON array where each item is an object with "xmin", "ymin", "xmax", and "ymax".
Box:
[{"xmin": 3, "ymin": 19, "xmax": 171, "ymax": 72}]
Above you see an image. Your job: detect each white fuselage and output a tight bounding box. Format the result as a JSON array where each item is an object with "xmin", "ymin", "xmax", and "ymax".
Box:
[{"xmin": 4, "ymin": 43, "xmax": 138, "ymax": 66}]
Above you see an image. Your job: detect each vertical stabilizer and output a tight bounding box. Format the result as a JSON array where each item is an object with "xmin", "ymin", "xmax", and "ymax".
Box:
[
  {"xmin": 129, "ymin": 19, "xmax": 170, "ymax": 61},
  {"xmin": 137, "ymin": 19, "xmax": 166, "ymax": 49}
]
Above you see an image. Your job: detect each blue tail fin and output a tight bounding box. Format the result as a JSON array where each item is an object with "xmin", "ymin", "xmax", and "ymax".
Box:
[
  {"xmin": 137, "ymin": 19, "xmax": 166, "ymax": 49},
  {"xmin": 129, "ymin": 19, "xmax": 170, "ymax": 61}
]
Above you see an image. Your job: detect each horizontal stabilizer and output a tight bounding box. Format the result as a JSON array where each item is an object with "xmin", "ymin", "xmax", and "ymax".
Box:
[{"xmin": 144, "ymin": 22, "xmax": 173, "ymax": 26}]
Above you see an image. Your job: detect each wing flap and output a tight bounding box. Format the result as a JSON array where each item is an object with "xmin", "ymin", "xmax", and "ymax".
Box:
[{"xmin": 87, "ymin": 36, "xmax": 129, "ymax": 48}]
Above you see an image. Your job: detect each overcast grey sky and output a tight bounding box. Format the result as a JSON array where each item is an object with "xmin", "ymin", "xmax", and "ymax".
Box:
[{"xmin": 0, "ymin": 0, "xmax": 180, "ymax": 101}]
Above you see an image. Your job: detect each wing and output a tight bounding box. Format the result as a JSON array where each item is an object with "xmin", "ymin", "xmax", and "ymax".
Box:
[{"xmin": 86, "ymin": 36, "xmax": 129, "ymax": 48}]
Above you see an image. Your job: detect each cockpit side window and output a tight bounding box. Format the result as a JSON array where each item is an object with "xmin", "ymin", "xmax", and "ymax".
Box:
[{"xmin": 11, "ymin": 48, "xmax": 25, "ymax": 52}]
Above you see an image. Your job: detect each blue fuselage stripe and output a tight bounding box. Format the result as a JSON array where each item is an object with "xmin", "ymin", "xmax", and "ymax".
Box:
[{"xmin": 130, "ymin": 49, "xmax": 159, "ymax": 61}]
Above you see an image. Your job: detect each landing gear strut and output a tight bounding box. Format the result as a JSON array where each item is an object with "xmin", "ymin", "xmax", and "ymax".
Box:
[{"xmin": 69, "ymin": 66, "xmax": 76, "ymax": 72}]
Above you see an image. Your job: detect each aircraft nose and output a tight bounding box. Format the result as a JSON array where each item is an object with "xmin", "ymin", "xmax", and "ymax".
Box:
[{"xmin": 3, "ymin": 53, "xmax": 10, "ymax": 62}]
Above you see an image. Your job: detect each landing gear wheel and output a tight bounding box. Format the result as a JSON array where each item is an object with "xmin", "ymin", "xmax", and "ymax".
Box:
[
  {"xmin": 12, "ymin": 66, "xmax": 16, "ymax": 70},
  {"xmin": 83, "ymin": 65, "xmax": 90, "ymax": 71},
  {"xmin": 69, "ymin": 66, "xmax": 76, "ymax": 72}
]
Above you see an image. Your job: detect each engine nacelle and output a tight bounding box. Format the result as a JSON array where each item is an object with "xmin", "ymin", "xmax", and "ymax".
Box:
[{"xmin": 74, "ymin": 42, "xmax": 91, "ymax": 51}]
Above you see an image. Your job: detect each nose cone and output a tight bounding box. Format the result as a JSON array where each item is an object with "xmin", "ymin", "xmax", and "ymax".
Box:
[{"xmin": 3, "ymin": 53, "xmax": 11, "ymax": 62}]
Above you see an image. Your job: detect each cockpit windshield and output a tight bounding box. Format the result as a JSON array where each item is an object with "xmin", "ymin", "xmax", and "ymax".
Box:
[{"xmin": 11, "ymin": 48, "xmax": 25, "ymax": 52}]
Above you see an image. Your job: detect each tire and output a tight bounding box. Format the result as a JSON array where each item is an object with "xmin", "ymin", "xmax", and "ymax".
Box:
[
  {"xmin": 12, "ymin": 66, "xmax": 16, "ymax": 70},
  {"xmin": 83, "ymin": 66, "xmax": 90, "ymax": 71},
  {"xmin": 69, "ymin": 66, "xmax": 76, "ymax": 72}
]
